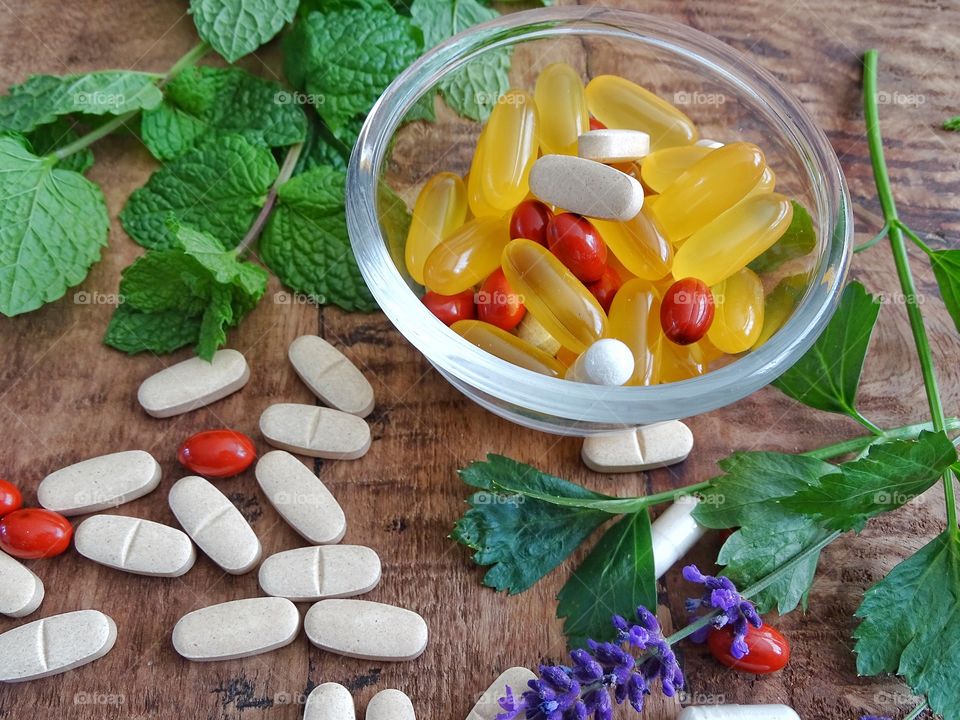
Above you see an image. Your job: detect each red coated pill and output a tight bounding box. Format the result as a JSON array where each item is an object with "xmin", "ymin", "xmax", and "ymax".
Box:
[
  {"xmin": 586, "ymin": 266, "xmax": 622, "ymax": 314},
  {"xmin": 0, "ymin": 508, "xmax": 73, "ymax": 559},
  {"xmin": 707, "ymin": 623, "xmax": 790, "ymax": 674},
  {"xmin": 477, "ymin": 268, "xmax": 526, "ymax": 331},
  {"xmin": 423, "ymin": 289, "xmax": 476, "ymax": 326},
  {"xmin": 546, "ymin": 213, "xmax": 608, "ymax": 283},
  {"xmin": 660, "ymin": 277, "xmax": 715, "ymax": 345},
  {"xmin": 509, "ymin": 199, "xmax": 554, "ymax": 246},
  {"xmin": 177, "ymin": 429, "xmax": 257, "ymax": 479},
  {"xmin": 0, "ymin": 479, "xmax": 22, "ymax": 518}
]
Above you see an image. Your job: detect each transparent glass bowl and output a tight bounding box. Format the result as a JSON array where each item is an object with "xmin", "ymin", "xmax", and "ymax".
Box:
[{"xmin": 347, "ymin": 6, "xmax": 852, "ymax": 436}]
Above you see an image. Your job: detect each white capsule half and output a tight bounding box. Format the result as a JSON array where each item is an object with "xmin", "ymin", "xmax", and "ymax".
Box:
[
  {"xmin": 678, "ymin": 704, "xmax": 800, "ymax": 720},
  {"xmin": 652, "ymin": 498, "xmax": 707, "ymax": 579}
]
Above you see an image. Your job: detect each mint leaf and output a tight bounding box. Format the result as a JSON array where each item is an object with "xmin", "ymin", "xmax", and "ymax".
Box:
[
  {"xmin": 379, "ymin": 181, "xmax": 419, "ymax": 293},
  {"xmin": 140, "ymin": 66, "xmax": 307, "ymax": 160},
  {"xmin": 772, "ymin": 281, "xmax": 881, "ymax": 418},
  {"xmin": 557, "ymin": 511, "xmax": 656, "ymax": 648},
  {"xmin": 943, "ymin": 115, "xmax": 960, "ymax": 131},
  {"xmin": 930, "ymin": 249, "xmax": 960, "ymax": 334},
  {"xmin": 104, "ymin": 305, "xmax": 203, "ymax": 355},
  {"xmin": 260, "ymin": 165, "xmax": 375, "ymax": 312},
  {"xmin": 294, "ymin": 116, "xmax": 354, "ymax": 175},
  {"xmin": 189, "ymin": 0, "xmax": 298, "ymax": 63},
  {"xmin": 782, "ymin": 431, "xmax": 957, "ymax": 532},
  {"xmin": 283, "ymin": 6, "xmax": 422, "ymax": 132},
  {"xmin": 748, "ymin": 201, "xmax": 815, "ymax": 273},
  {"xmin": 0, "ymin": 72, "xmax": 162, "ymax": 132},
  {"xmin": 197, "ymin": 285, "xmax": 235, "ymax": 360},
  {"xmin": 120, "ymin": 134, "xmax": 277, "ymax": 250},
  {"xmin": 0, "ymin": 135, "xmax": 108, "ymax": 316},
  {"xmin": 23, "ymin": 119, "xmax": 94, "ymax": 173},
  {"xmin": 854, "ymin": 531, "xmax": 960, "ymax": 720}
]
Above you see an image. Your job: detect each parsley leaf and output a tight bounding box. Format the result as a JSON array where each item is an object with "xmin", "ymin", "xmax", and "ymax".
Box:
[
  {"xmin": 854, "ymin": 531, "xmax": 960, "ymax": 720},
  {"xmin": 23, "ymin": 119, "xmax": 94, "ymax": 173},
  {"xmin": 756, "ymin": 273, "xmax": 807, "ymax": 346},
  {"xmin": 748, "ymin": 201, "xmax": 815, "ymax": 273},
  {"xmin": 120, "ymin": 134, "xmax": 277, "ymax": 250},
  {"xmin": 929, "ymin": 249, "xmax": 960, "ymax": 334},
  {"xmin": 189, "ymin": 0, "xmax": 298, "ymax": 63},
  {"xmin": 772, "ymin": 281, "xmax": 881, "ymax": 418},
  {"xmin": 0, "ymin": 134, "xmax": 108, "ymax": 316},
  {"xmin": 140, "ymin": 66, "xmax": 307, "ymax": 160},
  {"xmin": 260, "ymin": 165, "xmax": 376, "ymax": 312},
  {"xmin": 0, "ymin": 72, "xmax": 162, "ymax": 133},
  {"xmin": 557, "ymin": 511, "xmax": 656, "ymax": 648},
  {"xmin": 943, "ymin": 115, "xmax": 960, "ymax": 131}
]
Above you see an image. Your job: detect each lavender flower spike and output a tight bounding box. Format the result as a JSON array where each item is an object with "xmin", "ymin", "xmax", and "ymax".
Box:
[{"xmin": 683, "ymin": 564, "xmax": 762, "ymax": 660}]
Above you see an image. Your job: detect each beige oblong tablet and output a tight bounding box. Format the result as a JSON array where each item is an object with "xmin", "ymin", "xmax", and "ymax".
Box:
[
  {"xmin": 255, "ymin": 450, "xmax": 346, "ymax": 544},
  {"xmin": 168, "ymin": 476, "xmax": 261, "ymax": 574},
  {"xmin": 529, "ymin": 155, "xmax": 644, "ymax": 221},
  {"xmin": 0, "ymin": 610, "xmax": 117, "ymax": 682},
  {"xmin": 138, "ymin": 349, "xmax": 250, "ymax": 418},
  {"xmin": 578, "ymin": 129, "xmax": 651, "ymax": 163},
  {"xmin": 467, "ymin": 667, "xmax": 536, "ymax": 720},
  {"xmin": 259, "ymin": 403, "xmax": 371, "ymax": 460},
  {"xmin": 0, "ymin": 550, "xmax": 44, "ymax": 618},
  {"xmin": 304, "ymin": 599, "xmax": 428, "ymax": 661},
  {"xmin": 582, "ymin": 420, "xmax": 693, "ymax": 473},
  {"xmin": 289, "ymin": 335, "xmax": 375, "ymax": 417},
  {"xmin": 258, "ymin": 545, "xmax": 381, "ymax": 601},
  {"xmin": 304, "ymin": 683, "xmax": 355, "ymax": 720},
  {"xmin": 172, "ymin": 597, "xmax": 299, "ymax": 662},
  {"xmin": 367, "ymin": 689, "xmax": 415, "ymax": 720},
  {"xmin": 74, "ymin": 515, "xmax": 196, "ymax": 578},
  {"xmin": 37, "ymin": 450, "xmax": 161, "ymax": 516}
]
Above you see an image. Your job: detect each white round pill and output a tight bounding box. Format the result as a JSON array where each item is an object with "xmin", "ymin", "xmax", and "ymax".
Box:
[{"xmin": 566, "ymin": 338, "xmax": 635, "ymax": 386}]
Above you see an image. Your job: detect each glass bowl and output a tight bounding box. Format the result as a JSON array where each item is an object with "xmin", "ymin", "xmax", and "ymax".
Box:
[{"xmin": 346, "ymin": 6, "xmax": 852, "ymax": 436}]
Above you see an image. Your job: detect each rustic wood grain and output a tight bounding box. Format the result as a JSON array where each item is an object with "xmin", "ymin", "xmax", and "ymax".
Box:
[{"xmin": 1, "ymin": 0, "xmax": 959, "ymax": 718}]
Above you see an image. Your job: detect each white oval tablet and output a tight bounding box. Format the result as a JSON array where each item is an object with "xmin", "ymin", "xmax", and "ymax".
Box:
[
  {"xmin": 304, "ymin": 599, "xmax": 428, "ymax": 661},
  {"xmin": 172, "ymin": 597, "xmax": 299, "ymax": 662},
  {"xmin": 366, "ymin": 689, "xmax": 415, "ymax": 720},
  {"xmin": 529, "ymin": 155, "xmax": 644, "ymax": 221},
  {"xmin": 679, "ymin": 705, "xmax": 800, "ymax": 720},
  {"xmin": 566, "ymin": 338, "xmax": 635, "ymax": 385},
  {"xmin": 259, "ymin": 545, "xmax": 381, "ymax": 601},
  {"xmin": 259, "ymin": 403, "xmax": 371, "ymax": 460},
  {"xmin": 581, "ymin": 420, "xmax": 694, "ymax": 473},
  {"xmin": 74, "ymin": 515, "xmax": 196, "ymax": 577},
  {"xmin": 0, "ymin": 550, "xmax": 44, "ymax": 618},
  {"xmin": 138, "ymin": 349, "xmax": 250, "ymax": 418},
  {"xmin": 652, "ymin": 498, "xmax": 707, "ymax": 579},
  {"xmin": 466, "ymin": 667, "xmax": 536, "ymax": 720},
  {"xmin": 578, "ymin": 129, "xmax": 651, "ymax": 163},
  {"xmin": 168, "ymin": 476, "xmax": 261, "ymax": 574},
  {"xmin": 255, "ymin": 450, "xmax": 346, "ymax": 544},
  {"xmin": 37, "ymin": 450, "xmax": 161, "ymax": 516},
  {"xmin": 289, "ymin": 335, "xmax": 375, "ymax": 417},
  {"xmin": 0, "ymin": 609, "xmax": 117, "ymax": 682},
  {"xmin": 304, "ymin": 682, "xmax": 355, "ymax": 720}
]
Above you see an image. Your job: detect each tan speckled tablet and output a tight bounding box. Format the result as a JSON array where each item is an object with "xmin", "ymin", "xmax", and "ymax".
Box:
[
  {"xmin": 137, "ymin": 349, "xmax": 249, "ymax": 418},
  {"xmin": 171, "ymin": 597, "xmax": 299, "ymax": 662},
  {"xmin": 37, "ymin": 450, "xmax": 161, "ymax": 516},
  {"xmin": 581, "ymin": 420, "xmax": 693, "ymax": 473},
  {"xmin": 289, "ymin": 335, "xmax": 375, "ymax": 417},
  {"xmin": 168, "ymin": 476, "xmax": 261, "ymax": 575},
  {"xmin": 366, "ymin": 689, "xmax": 415, "ymax": 720},
  {"xmin": 578, "ymin": 129, "xmax": 651, "ymax": 163},
  {"xmin": 74, "ymin": 515, "xmax": 196, "ymax": 578},
  {"xmin": 467, "ymin": 667, "xmax": 537, "ymax": 720},
  {"xmin": 255, "ymin": 450, "xmax": 346, "ymax": 544},
  {"xmin": 529, "ymin": 155, "xmax": 644, "ymax": 221},
  {"xmin": 259, "ymin": 403, "xmax": 371, "ymax": 460},
  {"xmin": 0, "ymin": 610, "xmax": 117, "ymax": 682},
  {"xmin": 304, "ymin": 683, "xmax": 355, "ymax": 720},
  {"xmin": 304, "ymin": 599, "xmax": 428, "ymax": 662},
  {"xmin": 0, "ymin": 550, "xmax": 44, "ymax": 618},
  {"xmin": 258, "ymin": 545, "xmax": 381, "ymax": 601}
]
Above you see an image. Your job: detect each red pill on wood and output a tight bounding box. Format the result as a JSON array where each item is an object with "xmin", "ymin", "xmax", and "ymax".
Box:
[
  {"xmin": 0, "ymin": 508, "xmax": 73, "ymax": 559},
  {"xmin": 0, "ymin": 479, "xmax": 22, "ymax": 518},
  {"xmin": 660, "ymin": 277, "xmax": 715, "ymax": 345},
  {"xmin": 177, "ymin": 429, "xmax": 257, "ymax": 479},
  {"xmin": 707, "ymin": 623, "xmax": 791, "ymax": 674}
]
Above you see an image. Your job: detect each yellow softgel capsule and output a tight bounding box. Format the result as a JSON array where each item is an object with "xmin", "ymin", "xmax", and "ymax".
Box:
[
  {"xmin": 592, "ymin": 207, "xmax": 673, "ymax": 281},
  {"xmin": 652, "ymin": 142, "xmax": 766, "ymax": 242},
  {"xmin": 608, "ymin": 278, "xmax": 661, "ymax": 385},
  {"xmin": 405, "ymin": 172, "xmax": 468, "ymax": 285},
  {"xmin": 748, "ymin": 166, "xmax": 777, "ymax": 196},
  {"xmin": 422, "ymin": 216, "xmax": 510, "ymax": 295},
  {"xmin": 477, "ymin": 90, "xmax": 538, "ymax": 212},
  {"xmin": 451, "ymin": 320, "xmax": 565, "ymax": 377},
  {"xmin": 501, "ymin": 239, "xmax": 608, "ymax": 353},
  {"xmin": 467, "ymin": 128, "xmax": 502, "ymax": 218},
  {"xmin": 756, "ymin": 273, "xmax": 808, "ymax": 347},
  {"xmin": 585, "ymin": 75, "xmax": 698, "ymax": 151},
  {"xmin": 535, "ymin": 63, "xmax": 589, "ymax": 155},
  {"xmin": 672, "ymin": 192, "xmax": 794, "ymax": 286},
  {"xmin": 660, "ymin": 338, "xmax": 719, "ymax": 383},
  {"xmin": 640, "ymin": 145, "xmax": 713, "ymax": 194},
  {"xmin": 708, "ymin": 267, "xmax": 765, "ymax": 354}
]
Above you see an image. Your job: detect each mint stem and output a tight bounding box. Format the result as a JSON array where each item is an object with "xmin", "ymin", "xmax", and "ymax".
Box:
[
  {"xmin": 234, "ymin": 142, "xmax": 303, "ymax": 257},
  {"xmin": 863, "ymin": 49, "xmax": 958, "ymax": 537},
  {"xmin": 904, "ymin": 699, "xmax": 928, "ymax": 720}
]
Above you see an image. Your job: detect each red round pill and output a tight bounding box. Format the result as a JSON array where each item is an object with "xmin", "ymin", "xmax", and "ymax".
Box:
[
  {"xmin": 707, "ymin": 623, "xmax": 791, "ymax": 674},
  {"xmin": 660, "ymin": 277, "xmax": 715, "ymax": 345},
  {"xmin": 0, "ymin": 479, "xmax": 22, "ymax": 518},
  {"xmin": 423, "ymin": 289, "xmax": 476, "ymax": 326},
  {"xmin": 586, "ymin": 266, "xmax": 622, "ymax": 314},
  {"xmin": 509, "ymin": 199, "xmax": 554, "ymax": 246},
  {"xmin": 477, "ymin": 269, "xmax": 526, "ymax": 331},
  {"xmin": 177, "ymin": 429, "xmax": 257, "ymax": 479},
  {"xmin": 546, "ymin": 213, "xmax": 608, "ymax": 283},
  {"xmin": 0, "ymin": 508, "xmax": 73, "ymax": 559}
]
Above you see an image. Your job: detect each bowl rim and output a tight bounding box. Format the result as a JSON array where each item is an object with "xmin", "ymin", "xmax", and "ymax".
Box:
[{"xmin": 347, "ymin": 5, "xmax": 853, "ymax": 428}]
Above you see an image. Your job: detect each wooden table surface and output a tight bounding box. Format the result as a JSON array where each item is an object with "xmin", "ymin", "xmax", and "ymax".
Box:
[{"xmin": 1, "ymin": 1, "xmax": 958, "ymax": 718}]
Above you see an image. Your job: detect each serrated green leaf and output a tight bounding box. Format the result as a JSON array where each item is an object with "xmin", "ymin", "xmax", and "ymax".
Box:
[
  {"xmin": 118, "ymin": 249, "xmax": 211, "ymax": 314},
  {"xmin": 748, "ymin": 201, "xmax": 815, "ymax": 273},
  {"xmin": 140, "ymin": 66, "xmax": 307, "ymax": 160},
  {"xmin": 930, "ymin": 249, "xmax": 960, "ymax": 334},
  {"xmin": 260, "ymin": 165, "xmax": 375, "ymax": 311},
  {"xmin": 557, "ymin": 511, "xmax": 656, "ymax": 648},
  {"xmin": 120, "ymin": 134, "xmax": 277, "ymax": 250},
  {"xmin": 189, "ymin": 0, "xmax": 298, "ymax": 63},
  {"xmin": 197, "ymin": 285, "xmax": 235, "ymax": 360},
  {"xmin": 0, "ymin": 72, "xmax": 162, "ymax": 133},
  {"xmin": 771, "ymin": 281, "xmax": 881, "ymax": 418},
  {"xmin": 293, "ymin": 116, "xmax": 360, "ymax": 175},
  {"xmin": 0, "ymin": 135, "xmax": 108, "ymax": 316},
  {"xmin": 23, "ymin": 119, "xmax": 94, "ymax": 173},
  {"xmin": 104, "ymin": 304, "xmax": 202, "ymax": 355},
  {"xmin": 756, "ymin": 273, "xmax": 808, "ymax": 346}
]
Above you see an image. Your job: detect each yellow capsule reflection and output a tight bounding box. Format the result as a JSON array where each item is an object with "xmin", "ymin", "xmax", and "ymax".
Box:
[
  {"xmin": 478, "ymin": 90, "xmax": 539, "ymax": 212},
  {"xmin": 640, "ymin": 145, "xmax": 713, "ymax": 194},
  {"xmin": 423, "ymin": 216, "xmax": 510, "ymax": 295},
  {"xmin": 756, "ymin": 273, "xmax": 808, "ymax": 347},
  {"xmin": 535, "ymin": 63, "xmax": 589, "ymax": 155},
  {"xmin": 467, "ymin": 128, "xmax": 503, "ymax": 218},
  {"xmin": 592, "ymin": 208, "xmax": 673, "ymax": 281},
  {"xmin": 708, "ymin": 268, "xmax": 765, "ymax": 354},
  {"xmin": 452, "ymin": 320, "xmax": 565, "ymax": 377},
  {"xmin": 405, "ymin": 172, "xmax": 468, "ymax": 285},
  {"xmin": 608, "ymin": 278, "xmax": 661, "ymax": 385}
]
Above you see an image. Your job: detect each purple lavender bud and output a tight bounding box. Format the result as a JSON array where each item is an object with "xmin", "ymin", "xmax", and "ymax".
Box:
[
  {"xmin": 634, "ymin": 606, "xmax": 660, "ymax": 633},
  {"xmin": 570, "ymin": 648, "xmax": 603, "ymax": 684},
  {"xmin": 540, "ymin": 665, "xmax": 574, "ymax": 693},
  {"xmin": 627, "ymin": 673, "xmax": 649, "ymax": 711}
]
